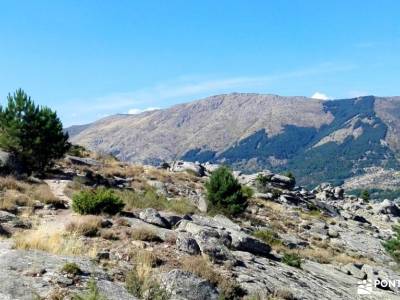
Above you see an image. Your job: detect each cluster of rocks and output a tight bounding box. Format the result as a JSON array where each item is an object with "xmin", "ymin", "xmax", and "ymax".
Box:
[{"xmin": 162, "ymin": 160, "xmax": 220, "ymax": 177}]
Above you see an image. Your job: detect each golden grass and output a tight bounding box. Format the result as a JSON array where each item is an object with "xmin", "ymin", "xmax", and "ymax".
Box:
[
  {"xmin": 119, "ymin": 187, "xmax": 197, "ymax": 215},
  {"xmin": 13, "ymin": 225, "xmax": 89, "ymax": 256},
  {"xmin": 0, "ymin": 190, "xmax": 32, "ymax": 211},
  {"xmin": 130, "ymin": 227, "xmax": 161, "ymax": 242},
  {"xmin": 65, "ymin": 215, "xmax": 102, "ymax": 236},
  {"xmin": 181, "ymin": 256, "xmax": 241, "ymax": 298},
  {"xmin": 33, "ymin": 184, "xmax": 63, "ymax": 206},
  {"xmin": 0, "ymin": 176, "xmax": 28, "ymax": 192},
  {"xmin": 181, "ymin": 256, "xmax": 221, "ymax": 285},
  {"xmin": 0, "ymin": 176, "xmax": 62, "ymax": 211},
  {"xmin": 279, "ymin": 246, "xmax": 373, "ymax": 266},
  {"xmin": 101, "ymin": 163, "xmax": 144, "ymax": 178}
]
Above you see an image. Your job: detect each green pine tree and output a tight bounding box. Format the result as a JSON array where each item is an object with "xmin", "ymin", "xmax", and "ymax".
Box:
[
  {"xmin": 205, "ymin": 166, "xmax": 247, "ymax": 216},
  {"xmin": 0, "ymin": 89, "xmax": 70, "ymax": 174}
]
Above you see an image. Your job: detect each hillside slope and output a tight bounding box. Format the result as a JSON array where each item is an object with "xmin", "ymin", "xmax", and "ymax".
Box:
[{"xmin": 68, "ymin": 93, "xmax": 400, "ymax": 186}]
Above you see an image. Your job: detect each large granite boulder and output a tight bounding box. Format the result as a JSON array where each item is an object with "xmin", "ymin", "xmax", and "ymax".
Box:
[{"xmin": 160, "ymin": 269, "xmax": 219, "ymax": 300}]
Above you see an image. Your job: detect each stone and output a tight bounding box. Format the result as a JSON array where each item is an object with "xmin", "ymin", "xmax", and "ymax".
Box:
[
  {"xmin": 193, "ymin": 228, "xmax": 234, "ymax": 263},
  {"xmin": 66, "ymin": 155, "xmax": 102, "ymax": 166},
  {"xmin": 202, "ymin": 162, "xmax": 220, "ymax": 176},
  {"xmin": 351, "ymin": 215, "xmax": 370, "ymax": 224},
  {"xmin": 56, "ymin": 275, "xmax": 74, "ymax": 287},
  {"xmin": 340, "ymin": 263, "xmax": 366, "ymax": 279},
  {"xmin": 327, "ymin": 227, "xmax": 339, "ymax": 238},
  {"xmin": 101, "ymin": 219, "xmax": 113, "ymax": 228},
  {"xmin": 170, "ymin": 161, "xmax": 205, "ymax": 177},
  {"xmin": 279, "ymin": 194, "xmax": 302, "ymax": 205},
  {"xmin": 0, "ymin": 224, "xmax": 11, "ymax": 237},
  {"xmin": 96, "ymin": 250, "xmax": 110, "ymax": 260},
  {"xmin": 162, "ymin": 214, "xmax": 182, "ymax": 227},
  {"xmin": 160, "ymin": 269, "xmax": 219, "ymax": 300},
  {"xmin": 176, "ymin": 232, "xmax": 201, "ymax": 255},
  {"xmin": 334, "ymin": 187, "xmax": 345, "ymax": 199},
  {"xmin": 229, "ymin": 230, "xmax": 271, "ymax": 256},
  {"xmin": 10, "ymin": 219, "xmax": 32, "ymax": 229},
  {"xmin": 139, "ymin": 208, "xmax": 171, "ymax": 228},
  {"xmin": 270, "ymin": 174, "xmax": 295, "ymax": 190},
  {"xmin": 147, "ymin": 180, "xmax": 168, "ymax": 196},
  {"xmin": 374, "ymin": 199, "xmax": 400, "ymax": 217},
  {"xmin": 0, "ymin": 210, "xmax": 17, "ymax": 223}
]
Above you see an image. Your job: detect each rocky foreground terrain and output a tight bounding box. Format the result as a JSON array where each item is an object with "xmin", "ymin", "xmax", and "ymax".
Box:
[{"xmin": 1, "ymin": 155, "xmax": 400, "ymax": 299}]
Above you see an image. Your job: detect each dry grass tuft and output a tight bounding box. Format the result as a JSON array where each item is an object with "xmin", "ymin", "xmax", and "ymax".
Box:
[
  {"xmin": 33, "ymin": 184, "xmax": 64, "ymax": 206},
  {"xmin": 181, "ymin": 256, "xmax": 242, "ymax": 298},
  {"xmin": 0, "ymin": 190, "xmax": 33, "ymax": 211},
  {"xmin": 0, "ymin": 176, "xmax": 28, "ymax": 192},
  {"xmin": 101, "ymin": 163, "xmax": 144, "ymax": 178},
  {"xmin": 65, "ymin": 215, "xmax": 102, "ymax": 237},
  {"xmin": 13, "ymin": 225, "xmax": 87, "ymax": 256},
  {"xmin": 130, "ymin": 227, "xmax": 161, "ymax": 242},
  {"xmin": 100, "ymin": 228, "xmax": 120, "ymax": 240}
]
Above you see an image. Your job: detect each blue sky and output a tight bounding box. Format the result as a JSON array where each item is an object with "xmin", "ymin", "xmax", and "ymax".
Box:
[{"xmin": 0, "ymin": 1, "xmax": 399, "ymax": 126}]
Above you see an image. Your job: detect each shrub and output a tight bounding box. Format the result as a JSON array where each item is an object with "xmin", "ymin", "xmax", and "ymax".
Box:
[
  {"xmin": 68, "ymin": 144, "xmax": 89, "ymax": 158},
  {"xmin": 255, "ymin": 173, "xmax": 269, "ymax": 186},
  {"xmin": 283, "ymin": 171, "xmax": 295, "ymax": 182},
  {"xmin": 61, "ymin": 262, "xmax": 82, "ymax": 276},
  {"xmin": 383, "ymin": 223, "xmax": 400, "ymax": 262},
  {"xmin": 205, "ymin": 166, "xmax": 247, "ymax": 216},
  {"xmin": 0, "ymin": 89, "xmax": 70, "ymax": 174},
  {"xmin": 72, "ymin": 188, "xmax": 124, "ymax": 215},
  {"xmin": 360, "ymin": 190, "xmax": 370, "ymax": 202},
  {"xmin": 281, "ymin": 252, "xmax": 302, "ymax": 268}
]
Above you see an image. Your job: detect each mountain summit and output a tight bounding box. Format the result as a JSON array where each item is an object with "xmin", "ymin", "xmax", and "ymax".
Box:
[{"xmin": 68, "ymin": 93, "xmax": 400, "ymax": 186}]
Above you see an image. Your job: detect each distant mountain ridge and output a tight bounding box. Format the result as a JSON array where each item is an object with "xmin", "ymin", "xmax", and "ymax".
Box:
[{"xmin": 67, "ymin": 93, "xmax": 400, "ymax": 186}]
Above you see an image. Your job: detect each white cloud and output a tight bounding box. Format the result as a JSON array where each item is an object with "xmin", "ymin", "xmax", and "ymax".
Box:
[
  {"xmin": 128, "ymin": 107, "xmax": 160, "ymax": 115},
  {"xmin": 311, "ymin": 92, "xmax": 330, "ymax": 100}
]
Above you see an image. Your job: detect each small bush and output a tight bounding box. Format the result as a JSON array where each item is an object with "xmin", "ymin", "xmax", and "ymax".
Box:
[
  {"xmin": 253, "ymin": 229, "xmax": 282, "ymax": 246},
  {"xmin": 205, "ymin": 166, "xmax": 247, "ymax": 216},
  {"xmin": 282, "ymin": 252, "xmax": 302, "ymax": 268},
  {"xmin": 68, "ymin": 144, "xmax": 89, "ymax": 158},
  {"xmin": 383, "ymin": 223, "xmax": 400, "ymax": 262},
  {"xmin": 255, "ymin": 174, "xmax": 269, "ymax": 186},
  {"xmin": 360, "ymin": 190, "xmax": 370, "ymax": 202},
  {"xmin": 72, "ymin": 188, "xmax": 124, "ymax": 215},
  {"xmin": 61, "ymin": 262, "xmax": 82, "ymax": 276}
]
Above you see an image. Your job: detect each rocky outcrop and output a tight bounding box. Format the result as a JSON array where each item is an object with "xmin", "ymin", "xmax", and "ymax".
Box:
[
  {"xmin": 139, "ymin": 208, "xmax": 171, "ymax": 228},
  {"xmin": 0, "ymin": 241, "xmax": 137, "ymax": 300},
  {"xmin": 160, "ymin": 269, "xmax": 219, "ymax": 300}
]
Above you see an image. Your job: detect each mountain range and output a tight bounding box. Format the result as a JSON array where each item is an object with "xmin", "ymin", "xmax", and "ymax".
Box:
[{"xmin": 68, "ymin": 93, "xmax": 400, "ymax": 187}]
